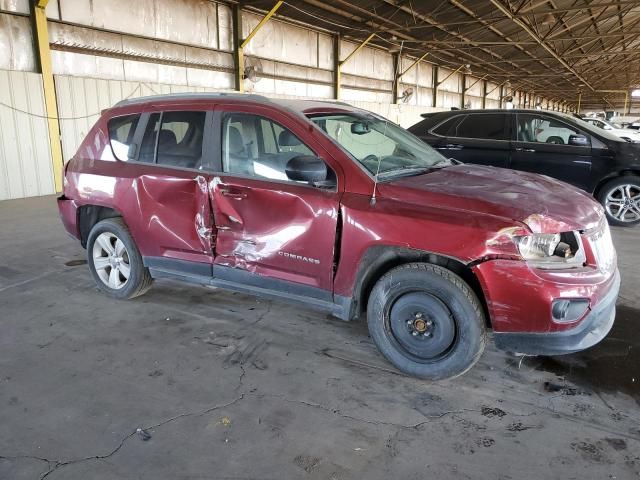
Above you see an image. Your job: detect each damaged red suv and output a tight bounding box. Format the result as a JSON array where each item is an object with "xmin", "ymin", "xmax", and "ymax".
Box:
[{"xmin": 58, "ymin": 93, "xmax": 619, "ymax": 379}]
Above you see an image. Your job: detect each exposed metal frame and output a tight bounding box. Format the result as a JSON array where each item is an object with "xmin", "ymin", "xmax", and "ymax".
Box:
[
  {"xmin": 31, "ymin": 0, "xmax": 63, "ymax": 192},
  {"xmin": 335, "ymin": 32, "xmax": 376, "ymax": 99},
  {"xmin": 234, "ymin": 1, "xmax": 284, "ymax": 93}
]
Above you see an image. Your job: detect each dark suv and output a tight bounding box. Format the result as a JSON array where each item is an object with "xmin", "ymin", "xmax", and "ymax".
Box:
[
  {"xmin": 58, "ymin": 94, "xmax": 619, "ymax": 380},
  {"xmin": 409, "ymin": 109, "xmax": 640, "ymax": 226}
]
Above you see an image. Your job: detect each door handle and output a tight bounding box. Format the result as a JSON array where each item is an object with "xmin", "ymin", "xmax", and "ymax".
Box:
[
  {"xmin": 515, "ymin": 147, "xmax": 536, "ymax": 153},
  {"xmin": 220, "ymin": 188, "xmax": 247, "ymax": 199}
]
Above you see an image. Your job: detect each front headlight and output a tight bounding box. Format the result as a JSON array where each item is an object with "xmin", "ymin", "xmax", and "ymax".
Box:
[{"xmin": 514, "ymin": 232, "xmax": 586, "ymax": 269}]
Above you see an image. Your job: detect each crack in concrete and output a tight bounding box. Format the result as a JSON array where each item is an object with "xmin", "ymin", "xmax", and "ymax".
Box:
[
  {"xmin": 250, "ymin": 301, "xmax": 272, "ymax": 325},
  {"xmin": 0, "ymin": 395, "xmax": 245, "ymax": 480},
  {"xmin": 4, "ymin": 364, "xmax": 635, "ymax": 479},
  {"xmin": 251, "ymin": 392, "xmax": 484, "ymax": 429}
]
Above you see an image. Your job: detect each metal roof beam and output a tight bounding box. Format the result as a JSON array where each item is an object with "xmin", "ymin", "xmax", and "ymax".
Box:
[{"xmin": 489, "ymin": 0, "xmax": 596, "ymax": 92}]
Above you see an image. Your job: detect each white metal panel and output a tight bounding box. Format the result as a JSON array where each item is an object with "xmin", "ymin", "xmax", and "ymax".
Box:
[
  {"xmin": 465, "ymin": 77, "xmax": 483, "ymax": 97},
  {"xmin": 344, "ymin": 100, "xmax": 444, "ymax": 128},
  {"xmin": 437, "ymin": 91, "xmax": 462, "ymax": 109},
  {"xmin": 340, "ymin": 40, "xmax": 393, "ymax": 80},
  {"xmin": 318, "ymin": 34, "xmax": 333, "ymax": 70},
  {"xmin": 58, "ymin": 0, "xmax": 220, "ymax": 50},
  {"xmin": 417, "ymin": 61, "xmax": 433, "ymax": 88},
  {"xmin": 242, "ymin": 11, "xmax": 319, "ymax": 68},
  {"xmin": 465, "ymin": 95, "xmax": 483, "ymax": 109},
  {"xmin": 399, "ymin": 57, "xmax": 417, "ymax": 84},
  {"xmin": 0, "ymin": 70, "xmax": 55, "ymax": 200},
  {"xmin": 0, "ymin": 14, "xmax": 36, "ymax": 72},
  {"xmin": 416, "ymin": 87, "xmax": 433, "ymax": 108},
  {"xmin": 217, "ymin": 3, "xmax": 233, "ymax": 52},
  {"xmin": 487, "ymin": 82, "xmax": 500, "ymax": 100},
  {"xmin": 45, "ymin": 0, "xmax": 60, "ymax": 19},
  {"xmin": 0, "ymin": 0, "xmax": 29, "ymax": 13},
  {"xmin": 438, "ymin": 67, "xmax": 462, "ymax": 93}
]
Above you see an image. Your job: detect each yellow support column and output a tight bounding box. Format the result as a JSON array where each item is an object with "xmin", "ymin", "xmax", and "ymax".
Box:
[
  {"xmin": 234, "ymin": 1, "xmax": 283, "ymax": 93},
  {"xmin": 33, "ymin": 0, "xmax": 63, "ymax": 192},
  {"xmin": 335, "ymin": 33, "xmax": 375, "ymax": 100}
]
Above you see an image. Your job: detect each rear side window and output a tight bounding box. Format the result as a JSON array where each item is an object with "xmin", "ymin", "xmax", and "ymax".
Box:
[
  {"xmin": 138, "ymin": 111, "xmax": 206, "ymax": 169},
  {"xmin": 108, "ymin": 114, "xmax": 140, "ymax": 161},
  {"xmin": 432, "ymin": 115, "xmax": 464, "ymax": 136},
  {"xmin": 454, "ymin": 114, "xmax": 508, "ymax": 140}
]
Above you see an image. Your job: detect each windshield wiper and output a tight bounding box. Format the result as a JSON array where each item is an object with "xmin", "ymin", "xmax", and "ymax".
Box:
[
  {"xmin": 431, "ymin": 158, "xmax": 462, "ymax": 168},
  {"xmin": 377, "ymin": 165, "xmax": 431, "ymax": 179}
]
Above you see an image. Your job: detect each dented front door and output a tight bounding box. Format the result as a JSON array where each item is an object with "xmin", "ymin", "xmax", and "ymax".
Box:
[{"xmin": 209, "ymin": 175, "xmax": 339, "ymax": 291}]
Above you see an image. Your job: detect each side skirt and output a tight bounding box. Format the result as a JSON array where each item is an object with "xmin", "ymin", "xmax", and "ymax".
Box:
[{"xmin": 144, "ymin": 257, "xmax": 352, "ymax": 320}]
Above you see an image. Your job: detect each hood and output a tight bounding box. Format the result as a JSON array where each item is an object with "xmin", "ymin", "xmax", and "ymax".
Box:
[{"xmin": 380, "ymin": 164, "xmax": 604, "ymax": 233}]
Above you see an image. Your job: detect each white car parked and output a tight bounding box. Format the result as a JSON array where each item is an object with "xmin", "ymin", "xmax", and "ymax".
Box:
[{"xmin": 582, "ymin": 117, "xmax": 640, "ymax": 142}]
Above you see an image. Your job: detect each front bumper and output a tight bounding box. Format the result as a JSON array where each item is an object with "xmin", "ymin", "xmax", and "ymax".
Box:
[{"xmin": 493, "ymin": 268, "xmax": 619, "ymax": 355}]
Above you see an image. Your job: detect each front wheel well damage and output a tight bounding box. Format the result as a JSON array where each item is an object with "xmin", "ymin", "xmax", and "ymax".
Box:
[
  {"xmin": 350, "ymin": 246, "xmax": 491, "ymax": 328},
  {"xmin": 77, "ymin": 205, "xmax": 122, "ymax": 248}
]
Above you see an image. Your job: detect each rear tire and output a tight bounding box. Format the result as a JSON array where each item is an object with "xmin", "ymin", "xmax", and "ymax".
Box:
[
  {"xmin": 597, "ymin": 177, "xmax": 640, "ymax": 227},
  {"xmin": 87, "ymin": 218, "xmax": 153, "ymax": 299},
  {"xmin": 367, "ymin": 263, "xmax": 486, "ymax": 380},
  {"xmin": 546, "ymin": 136, "xmax": 564, "ymax": 144}
]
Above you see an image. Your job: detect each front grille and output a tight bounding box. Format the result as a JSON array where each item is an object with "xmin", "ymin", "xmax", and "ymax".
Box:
[{"xmin": 586, "ymin": 222, "xmax": 616, "ymax": 273}]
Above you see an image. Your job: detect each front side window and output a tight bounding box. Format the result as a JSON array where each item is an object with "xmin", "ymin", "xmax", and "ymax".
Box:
[
  {"xmin": 221, "ymin": 113, "xmax": 323, "ymax": 183},
  {"xmin": 454, "ymin": 114, "xmax": 508, "ymax": 140},
  {"xmin": 107, "ymin": 114, "xmax": 140, "ymax": 161},
  {"xmin": 310, "ymin": 113, "xmax": 447, "ymax": 179},
  {"xmin": 137, "ymin": 111, "xmax": 206, "ymax": 169},
  {"xmin": 517, "ymin": 114, "xmax": 581, "ymax": 145}
]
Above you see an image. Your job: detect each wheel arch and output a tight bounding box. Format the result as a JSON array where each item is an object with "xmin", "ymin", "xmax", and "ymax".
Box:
[
  {"xmin": 77, "ymin": 204, "xmax": 123, "ymax": 248},
  {"xmin": 592, "ymin": 170, "xmax": 640, "ymax": 197},
  {"xmin": 348, "ymin": 246, "xmax": 490, "ymax": 327}
]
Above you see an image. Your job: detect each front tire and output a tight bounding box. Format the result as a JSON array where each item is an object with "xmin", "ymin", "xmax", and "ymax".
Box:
[
  {"xmin": 87, "ymin": 218, "xmax": 153, "ymax": 299},
  {"xmin": 597, "ymin": 177, "xmax": 640, "ymax": 227},
  {"xmin": 367, "ymin": 263, "xmax": 486, "ymax": 380}
]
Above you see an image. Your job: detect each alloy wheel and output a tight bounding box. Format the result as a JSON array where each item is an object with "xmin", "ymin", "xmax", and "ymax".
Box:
[
  {"xmin": 92, "ymin": 232, "xmax": 131, "ymax": 290},
  {"xmin": 605, "ymin": 184, "xmax": 640, "ymax": 223}
]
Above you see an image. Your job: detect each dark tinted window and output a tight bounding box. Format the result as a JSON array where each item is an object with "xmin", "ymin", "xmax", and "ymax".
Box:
[
  {"xmin": 107, "ymin": 114, "xmax": 140, "ymax": 160},
  {"xmin": 137, "ymin": 111, "xmax": 206, "ymax": 169},
  {"xmin": 454, "ymin": 114, "xmax": 508, "ymax": 140},
  {"xmin": 432, "ymin": 115, "xmax": 464, "ymax": 136}
]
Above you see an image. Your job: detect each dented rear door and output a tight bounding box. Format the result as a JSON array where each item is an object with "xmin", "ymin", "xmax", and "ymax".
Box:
[{"xmin": 123, "ymin": 108, "xmax": 216, "ymax": 271}]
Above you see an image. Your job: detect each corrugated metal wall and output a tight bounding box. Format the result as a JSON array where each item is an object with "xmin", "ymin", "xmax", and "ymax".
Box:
[{"xmin": 0, "ymin": 70, "xmax": 55, "ymax": 200}]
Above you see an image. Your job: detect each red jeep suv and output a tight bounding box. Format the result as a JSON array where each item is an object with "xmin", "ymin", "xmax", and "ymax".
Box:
[{"xmin": 58, "ymin": 93, "xmax": 619, "ymax": 379}]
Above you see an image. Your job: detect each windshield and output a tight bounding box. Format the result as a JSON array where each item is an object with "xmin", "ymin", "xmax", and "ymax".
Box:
[{"xmin": 308, "ymin": 113, "xmax": 449, "ymax": 178}]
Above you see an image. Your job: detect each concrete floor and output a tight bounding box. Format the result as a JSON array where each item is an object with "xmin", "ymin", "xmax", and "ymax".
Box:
[{"xmin": 1, "ymin": 195, "xmax": 639, "ymax": 480}]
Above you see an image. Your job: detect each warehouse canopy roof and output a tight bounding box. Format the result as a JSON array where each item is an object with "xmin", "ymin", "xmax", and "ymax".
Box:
[{"xmin": 247, "ymin": 0, "xmax": 640, "ymax": 109}]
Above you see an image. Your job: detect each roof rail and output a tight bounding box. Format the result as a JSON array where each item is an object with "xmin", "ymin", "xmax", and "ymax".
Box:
[{"xmin": 114, "ymin": 92, "xmax": 270, "ymax": 107}]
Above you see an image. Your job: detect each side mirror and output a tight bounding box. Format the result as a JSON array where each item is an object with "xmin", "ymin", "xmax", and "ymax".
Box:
[
  {"xmin": 351, "ymin": 122, "xmax": 370, "ymax": 135},
  {"xmin": 603, "ymin": 125, "xmax": 612, "ymax": 130},
  {"xmin": 285, "ymin": 155, "xmax": 330, "ymax": 184},
  {"xmin": 568, "ymin": 134, "xmax": 590, "ymax": 147}
]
